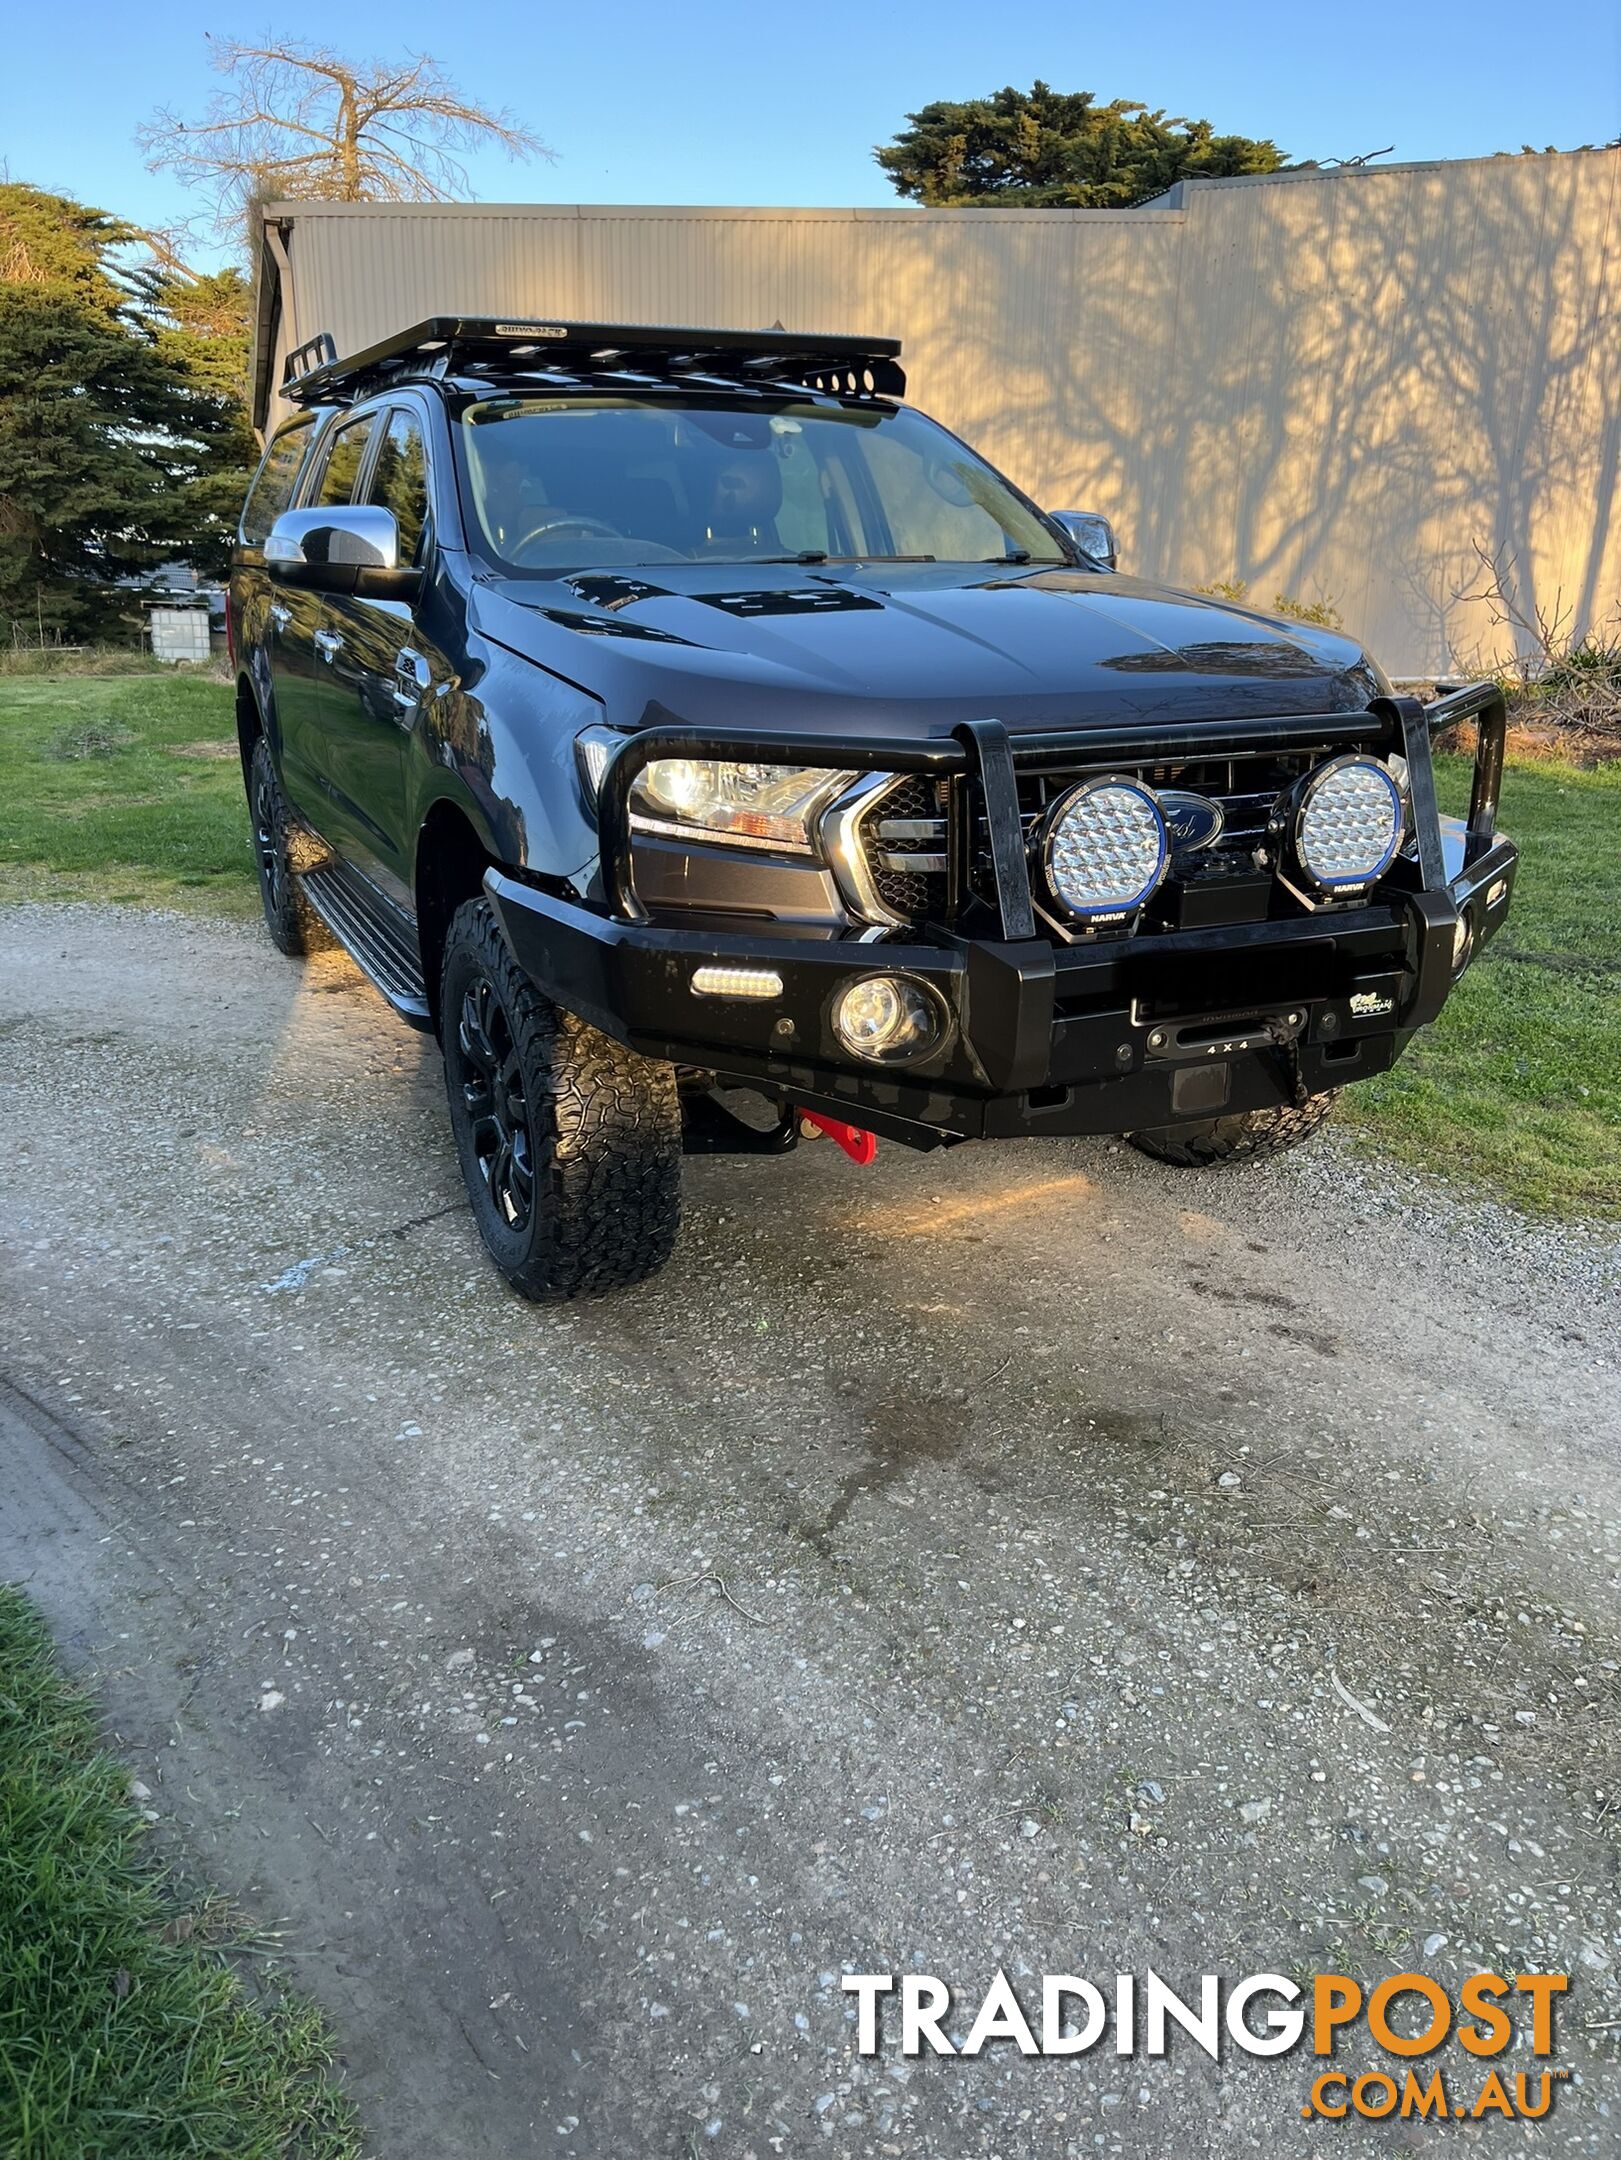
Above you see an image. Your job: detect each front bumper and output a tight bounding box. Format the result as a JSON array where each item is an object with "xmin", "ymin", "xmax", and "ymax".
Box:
[{"xmin": 486, "ymin": 683, "xmax": 1516, "ymax": 1147}]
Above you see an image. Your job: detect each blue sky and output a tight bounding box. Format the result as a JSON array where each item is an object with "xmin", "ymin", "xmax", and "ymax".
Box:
[{"xmin": 4, "ymin": 0, "xmax": 1616, "ymax": 260}]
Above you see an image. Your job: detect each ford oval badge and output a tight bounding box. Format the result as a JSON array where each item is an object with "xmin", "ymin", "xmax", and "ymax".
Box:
[{"xmin": 1158, "ymin": 790, "xmax": 1225, "ymax": 853}]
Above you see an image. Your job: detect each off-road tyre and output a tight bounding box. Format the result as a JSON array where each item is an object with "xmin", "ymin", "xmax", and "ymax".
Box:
[
  {"xmin": 440, "ymin": 897, "xmax": 682, "ymax": 1300},
  {"xmin": 248, "ymin": 736, "xmax": 322, "ymax": 956},
  {"xmin": 1127, "ymin": 1093, "xmax": 1336, "ymax": 1168}
]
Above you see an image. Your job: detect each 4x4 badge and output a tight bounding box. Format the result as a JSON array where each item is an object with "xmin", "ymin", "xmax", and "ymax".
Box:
[{"xmin": 1158, "ymin": 791, "xmax": 1225, "ymax": 852}]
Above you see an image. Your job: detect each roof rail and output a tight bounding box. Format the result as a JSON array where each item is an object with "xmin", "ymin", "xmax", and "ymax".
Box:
[
  {"xmin": 282, "ymin": 330, "xmax": 338, "ymax": 389},
  {"xmin": 281, "ymin": 316, "xmax": 906, "ymax": 407}
]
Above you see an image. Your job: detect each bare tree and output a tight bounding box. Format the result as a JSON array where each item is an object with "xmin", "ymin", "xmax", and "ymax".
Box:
[
  {"xmin": 139, "ymin": 37, "xmax": 548, "ymax": 233},
  {"xmin": 1464, "ymin": 538, "xmax": 1576, "ymax": 681}
]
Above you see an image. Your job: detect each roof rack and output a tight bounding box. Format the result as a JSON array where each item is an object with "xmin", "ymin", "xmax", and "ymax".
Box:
[
  {"xmin": 280, "ymin": 316, "xmax": 906, "ymax": 407},
  {"xmin": 282, "ymin": 330, "xmax": 338, "ymax": 389}
]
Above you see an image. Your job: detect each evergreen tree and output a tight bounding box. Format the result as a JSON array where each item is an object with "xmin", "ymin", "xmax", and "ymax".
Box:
[
  {"xmin": 876, "ymin": 83, "xmax": 1288, "ymax": 209},
  {"xmin": 130, "ymin": 251, "xmax": 259, "ymax": 577},
  {"xmin": 0, "ymin": 185, "xmax": 231, "ymax": 640}
]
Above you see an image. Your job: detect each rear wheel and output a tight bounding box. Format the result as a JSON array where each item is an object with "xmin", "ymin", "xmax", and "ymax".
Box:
[
  {"xmin": 1127, "ymin": 1094, "xmax": 1336, "ymax": 1168},
  {"xmin": 248, "ymin": 737, "xmax": 320, "ymax": 957},
  {"xmin": 440, "ymin": 898, "xmax": 682, "ymax": 1300}
]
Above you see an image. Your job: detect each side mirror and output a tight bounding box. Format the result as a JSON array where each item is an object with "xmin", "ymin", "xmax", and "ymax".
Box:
[
  {"xmin": 1050, "ymin": 511, "xmax": 1118, "ymax": 572},
  {"xmin": 265, "ymin": 507, "xmax": 421, "ymax": 600}
]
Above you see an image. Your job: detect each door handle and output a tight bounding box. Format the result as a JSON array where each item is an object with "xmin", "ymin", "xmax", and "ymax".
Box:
[
  {"xmin": 267, "ymin": 601, "xmax": 292, "ymax": 633},
  {"xmin": 313, "ymin": 629, "xmax": 343, "ymax": 663},
  {"xmin": 393, "ymin": 647, "xmax": 432, "ymax": 714}
]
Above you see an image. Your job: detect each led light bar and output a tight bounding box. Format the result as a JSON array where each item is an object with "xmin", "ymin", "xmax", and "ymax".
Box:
[{"xmin": 690, "ymin": 965, "xmax": 784, "ymax": 1000}]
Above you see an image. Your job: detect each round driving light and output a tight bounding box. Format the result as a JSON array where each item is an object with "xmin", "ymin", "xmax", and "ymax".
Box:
[
  {"xmin": 1044, "ymin": 776, "xmax": 1168, "ymax": 924},
  {"xmin": 831, "ymin": 974, "xmax": 944, "ymax": 1064},
  {"xmin": 1294, "ymin": 756, "xmax": 1405, "ymax": 893},
  {"xmin": 1452, "ymin": 910, "xmax": 1475, "ymax": 975}
]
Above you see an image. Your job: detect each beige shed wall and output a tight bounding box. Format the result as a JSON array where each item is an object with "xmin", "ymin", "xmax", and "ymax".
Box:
[{"xmin": 262, "ymin": 150, "xmax": 1620, "ymax": 677}]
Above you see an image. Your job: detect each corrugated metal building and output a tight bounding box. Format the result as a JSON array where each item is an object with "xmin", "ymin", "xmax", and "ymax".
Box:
[{"xmin": 253, "ymin": 149, "xmax": 1620, "ymax": 677}]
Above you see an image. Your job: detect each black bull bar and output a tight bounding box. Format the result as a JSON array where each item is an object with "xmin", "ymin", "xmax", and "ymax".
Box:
[{"xmin": 485, "ymin": 684, "xmax": 1514, "ymax": 1146}]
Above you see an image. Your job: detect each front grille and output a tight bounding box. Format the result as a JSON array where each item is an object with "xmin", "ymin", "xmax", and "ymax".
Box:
[
  {"xmin": 987, "ymin": 751, "xmax": 1324, "ymax": 928},
  {"xmin": 1014, "ymin": 752, "xmax": 1316, "ymax": 848},
  {"xmin": 859, "ymin": 773, "xmax": 951, "ymax": 922},
  {"xmin": 855, "ymin": 739, "xmax": 1389, "ymax": 932}
]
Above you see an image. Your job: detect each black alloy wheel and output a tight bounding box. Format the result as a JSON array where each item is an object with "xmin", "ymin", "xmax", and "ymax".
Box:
[
  {"xmin": 248, "ymin": 735, "xmax": 317, "ymax": 956},
  {"xmin": 251, "ymin": 754, "xmax": 283, "ymax": 910},
  {"xmin": 454, "ymin": 972, "xmax": 536, "ymax": 1233},
  {"xmin": 439, "ymin": 897, "xmax": 683, "ymax": 1300}
]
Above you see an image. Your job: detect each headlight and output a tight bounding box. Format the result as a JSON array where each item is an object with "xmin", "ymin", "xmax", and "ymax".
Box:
[
  {"xmin": 633, "ymin": 759, "xmax": 854, "ymax": 851},
  {"xmin": 1043, "ymin": 775, "xmax": 1168, "ymax": 924},
  {"xmin": 1293, "ymin": 755, "xmax": 1405, "ymax": 894},
  {"xmin": 576, "ymin": 730, "xmax": 852, "ymax": 853}
]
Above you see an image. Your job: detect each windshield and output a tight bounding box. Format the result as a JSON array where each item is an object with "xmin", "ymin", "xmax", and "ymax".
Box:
[{"xmin": 453, "ymin": 394, "xmax": 1068, "ymax": 571}]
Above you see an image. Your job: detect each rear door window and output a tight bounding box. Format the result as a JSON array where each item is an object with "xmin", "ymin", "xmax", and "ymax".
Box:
[
  {"xmin": 312, "ymin": 413, "xmax": 380, "ymax": 507},
  {"xmin": 240, "ymin": 416, "xmax": 316, "ymax": 544}
]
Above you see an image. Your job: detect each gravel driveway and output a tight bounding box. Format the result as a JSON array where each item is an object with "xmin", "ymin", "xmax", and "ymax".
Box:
[{"xmin": 1, "ymin": 902, "xmax": 1618, "ymax": 2157}]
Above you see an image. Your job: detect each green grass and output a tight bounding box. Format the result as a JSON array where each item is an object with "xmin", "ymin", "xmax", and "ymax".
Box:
[
  {"xmin": 0, "ymin": 671, "xmax": 257, "ymax": 915},
  {"xmin": 0, "ymin": 1585, "xmax": 360, "ymax": 2160},
  {"xmin": 1349, "ymin": 753, "xmax": 1621, "ymax": 1220}
]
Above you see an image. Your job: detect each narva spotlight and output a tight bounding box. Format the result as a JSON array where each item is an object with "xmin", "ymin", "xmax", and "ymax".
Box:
[
  {"xmin": 1044, "ymin": 776, "xmax": 1168, "ymax": 925},
  {"xmin": 1292, "ymin": 755, "xmax": 1405, "ymax": 895}
]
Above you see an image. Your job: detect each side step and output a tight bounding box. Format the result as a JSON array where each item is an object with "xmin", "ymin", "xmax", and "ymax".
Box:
[{"xmin": 300, "ymin": 860, "xmax": 431, "ymax": 1024}]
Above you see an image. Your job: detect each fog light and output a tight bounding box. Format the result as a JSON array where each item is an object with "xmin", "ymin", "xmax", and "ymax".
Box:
[
  {"xmin": 1294, "ymin": 755, "xmax": 1404, "ymax": 893},
  {"xmin": 690, "ymin": 964, "xmax": 783, "ymax": 1000},
  {"xmin": 831, "ymin": 974, "xmax": 943, "ymax": 1063}
]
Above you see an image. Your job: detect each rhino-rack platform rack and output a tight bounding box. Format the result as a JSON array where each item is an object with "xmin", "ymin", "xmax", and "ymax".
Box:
[
  {"xmin": 281, "ymin": 317, "xmax": 908, "ymax": 408},
  {"xmin": 483, "ymin": 682, "xmax": 1514, "ymax": 1149}
]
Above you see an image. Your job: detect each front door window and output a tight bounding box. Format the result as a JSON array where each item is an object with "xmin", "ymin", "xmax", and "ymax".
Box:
[{"xmin": 369, "ymin": 410, "xmax": 430, "ymax": 561}]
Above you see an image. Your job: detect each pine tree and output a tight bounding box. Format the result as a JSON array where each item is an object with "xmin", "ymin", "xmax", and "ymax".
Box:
[
  {"xmin": 130, "ymin": 250, "xmax": 259, "ymax": 578},
  {"xmin": 0, "ymin": 185, "xmax": 227, "ymax": 640},
  {"xmin": 875, "ymin": 83, "xmax": 1288, "ymax": 209}
]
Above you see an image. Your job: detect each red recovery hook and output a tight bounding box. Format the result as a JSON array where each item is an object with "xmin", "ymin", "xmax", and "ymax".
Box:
[{"xmin": 797, "ymin": 1111, "xmax": 878, "ymax": 1166}]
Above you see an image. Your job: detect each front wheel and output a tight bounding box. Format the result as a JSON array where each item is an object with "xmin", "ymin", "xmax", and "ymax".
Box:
[
  {"xmin": 1127, "ymin": 1094, "xmax": 1336, "ymax": 1168},
  {"xmin": 440, "ymin": 898, "xmax": 683, "ymax": 1300},
  {"xmin": 248, "ymin": 736, "xmax": 321, "ymax": 957}
]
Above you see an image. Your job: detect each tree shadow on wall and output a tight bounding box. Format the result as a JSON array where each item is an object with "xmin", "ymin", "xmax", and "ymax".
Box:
[{"xmin": 897, "ymin": 158, "xmax": 1619, "ymax": 674}]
